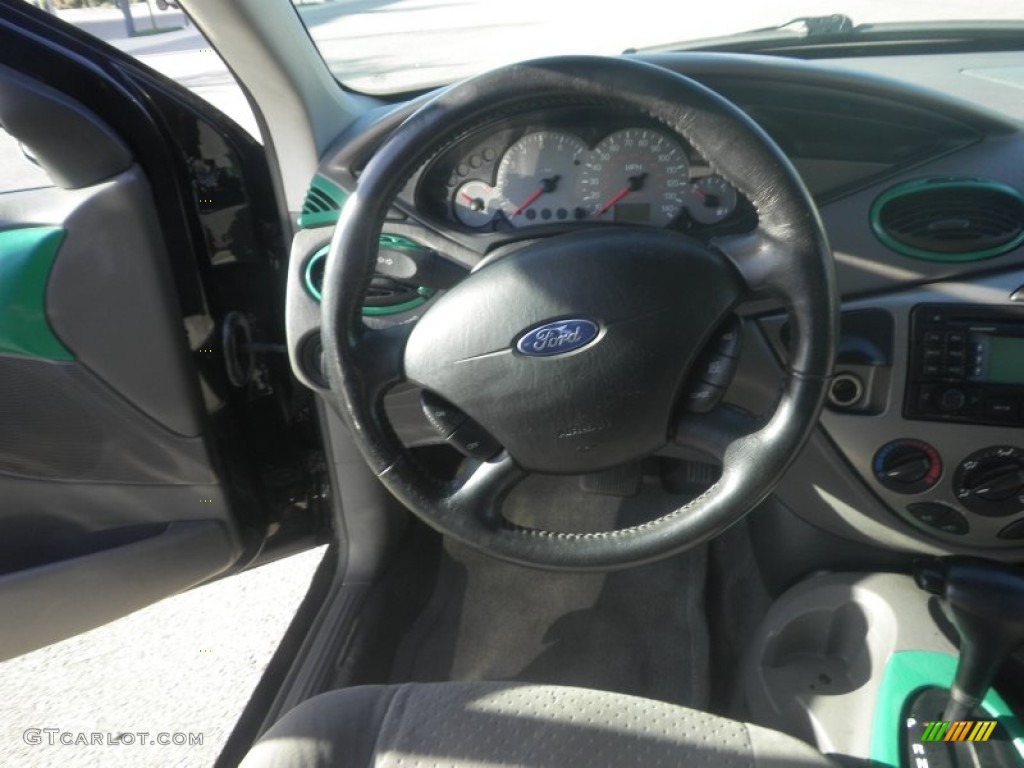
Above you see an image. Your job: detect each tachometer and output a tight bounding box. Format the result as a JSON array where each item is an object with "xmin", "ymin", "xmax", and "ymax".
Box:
[
  {"xmin": 578, "ymin": 128, "xmax": 689, "ymax": 227},
  {"xmin": 495, "ymin": 131, "xmax": 587, "ymax": 228}
]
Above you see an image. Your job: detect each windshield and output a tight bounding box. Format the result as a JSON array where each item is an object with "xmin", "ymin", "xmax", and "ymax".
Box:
[{"xmin": 292, "ymin": 0, "xmax": 1022, "ymax": 94}]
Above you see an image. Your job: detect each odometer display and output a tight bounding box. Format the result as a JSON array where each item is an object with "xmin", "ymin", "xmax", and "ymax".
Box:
[{"xmin": 577, "ymin": 128, "xmax": 689, "ymax": 227}]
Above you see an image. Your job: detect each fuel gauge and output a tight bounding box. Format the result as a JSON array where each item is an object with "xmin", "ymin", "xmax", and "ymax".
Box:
[
  {"xmin": 453, "ymin": 180, "xmax": 504, "ymax": 228},
  {"xmin": 686, "ymin": 175, "xmax": 737, "ymax": 224}
]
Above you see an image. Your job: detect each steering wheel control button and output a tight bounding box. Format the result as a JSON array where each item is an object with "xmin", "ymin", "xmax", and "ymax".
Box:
[
  {"xmin": 515, "ymin": 318, "xmax": 600, "ymax": 358},
  {"xmin": 420, "ymin": 391, "xmax": 467, "ymax": 438},
  {"xmin": 828, "ymin": 373, "xmax": 864, "ymax": 409},
  {"xmin": 684, "ymin": 381, "xmax": 725, "ymax": 414},
  {"xmin": 908, "ymin": 503, "xmax": 969, "ymax": 536},
  {"xmin": 716, "ymin": 319, "xmax": 743, "ymax": 357},
  {"xmin": 873, "ymin": 439, "xmax": 942, "ymax": 494},
  {"xmin": 997, "ymin": 518, "xmax": 1024, "ymax": 540},
  {"xmin": 698, "ymin": 353, "xmax": 738, "ymax": 388},
  {"xmin": 448, "ymin": 419, "xmax": 501, "ymax": 462},
  {"xmin": 953, "ymin": 446, "xmax": 1024, "ymax": 516}
]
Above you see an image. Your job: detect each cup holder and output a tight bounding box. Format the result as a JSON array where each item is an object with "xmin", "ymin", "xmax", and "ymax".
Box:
[{"xmin": 762, "ymin": 602, "xmax": 872, "ymax": 697}]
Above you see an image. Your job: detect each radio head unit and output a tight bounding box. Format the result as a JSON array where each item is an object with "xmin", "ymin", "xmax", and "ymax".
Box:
[{"xmin": 907, "ymin": 304, "xmax": 1024, "ymax": 426}]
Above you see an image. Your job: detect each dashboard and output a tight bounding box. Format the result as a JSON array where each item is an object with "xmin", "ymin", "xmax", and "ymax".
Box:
[{"xmin": 285, "ymin": 50, "xmax": 1024, "ymax": 562}]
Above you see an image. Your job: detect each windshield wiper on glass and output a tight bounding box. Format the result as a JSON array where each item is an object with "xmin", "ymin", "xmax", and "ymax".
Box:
[{"xmin": 626, "ymin": 16, "xmax": 1024, "ymax": 57}]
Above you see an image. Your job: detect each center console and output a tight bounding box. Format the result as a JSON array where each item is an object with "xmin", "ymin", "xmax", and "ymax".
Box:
[
  {"xmin": 761, "ymin": 271, "xmax": 1024, "ymax": 554},
  {"xmin": 741, "ymin": 570, "xmax": 1024, "ymax": 767}
]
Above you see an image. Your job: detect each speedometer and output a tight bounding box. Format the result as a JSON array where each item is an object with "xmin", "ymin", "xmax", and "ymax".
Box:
[
  {"xmin": 577, "ymin": 128, "xmax": 689, "ymax": 227},
  {"xmin": 495, "ymin": 131, "xmax": 587, "ymax": 228}
]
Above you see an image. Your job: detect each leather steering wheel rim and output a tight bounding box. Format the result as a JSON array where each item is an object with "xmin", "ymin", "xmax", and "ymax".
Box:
[{"xmin": 321, "ymin": 55, "xmax": 838, "ymax": 571}]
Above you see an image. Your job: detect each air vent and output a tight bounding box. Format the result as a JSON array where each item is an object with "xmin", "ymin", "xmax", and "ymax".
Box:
[
  {"xmin": 303, "ymin": 245, "xmax": 434, "ymax": 316},
  {"xmin": 871, "ymin": 178, "xmax": 1024, "ymax": 262},
  {"xmin": 297, "ymin": 174, "xmax": 347, "ymax": 229}
]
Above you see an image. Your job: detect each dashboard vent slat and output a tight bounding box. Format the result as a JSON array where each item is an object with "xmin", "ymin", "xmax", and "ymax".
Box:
[
  {"xmin": 297, "ymin": 174, "xmax": 348, "ymax": 229},
  {"xmin": 871, "ymin": 178, "xmax": 1024, "ymax": 262}
]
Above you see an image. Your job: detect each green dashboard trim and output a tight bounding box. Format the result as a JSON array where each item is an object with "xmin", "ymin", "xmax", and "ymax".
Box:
[
  {"xmin": 300, "ymin": 174, "xmax": 436, "ymax": 314},
  {"xmin": 0, "ymin": 227, "xmax": 73, "ymax": 361},
  {"xmin": 870, "ymin": 178, "xmax": 1024, "ymax": 263},
  {"xmin": 870, "ymin": 650, "xmax": 1023, "ymax": 767},
  {"xmin": 303, "ymin": 245, "xmax": 328, "ymax": 302},
  {"xmin": 303, "ymin": 243, "xmax": 435, "ymax": 316}
]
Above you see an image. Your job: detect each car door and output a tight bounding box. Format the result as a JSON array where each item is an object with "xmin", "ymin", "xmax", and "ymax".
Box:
[{"xmin": 0, "ymin": 3, "xmax": 330, "ymax": 660}]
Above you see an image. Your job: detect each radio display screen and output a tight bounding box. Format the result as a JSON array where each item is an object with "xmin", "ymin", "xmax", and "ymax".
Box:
[{"xmin": 980, "ymin": 336, "xmax": 1024, "ymax": 384}]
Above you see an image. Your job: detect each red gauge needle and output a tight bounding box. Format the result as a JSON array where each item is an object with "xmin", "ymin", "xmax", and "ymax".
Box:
[
  {"xmin": 509, "ymin": 175, "xmax": 559, "ymax": 218},
  {"xmin": 459, "ymin": 192, "xmax": 475, "ymax": 203},
  {"xmin": 594, "ymin": 173, "xmax": 647, "ymax": 217}
]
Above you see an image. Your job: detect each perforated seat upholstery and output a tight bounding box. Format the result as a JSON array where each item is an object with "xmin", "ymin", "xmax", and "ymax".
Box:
[{"xmin": 241, "ymin": 682, "xmax": 837, "ymax": 768}]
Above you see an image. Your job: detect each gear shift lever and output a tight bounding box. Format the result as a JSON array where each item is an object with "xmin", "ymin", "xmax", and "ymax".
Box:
[{"xmin": 914, "ymin": 557, "xmax": 1024, "ymax": 722}]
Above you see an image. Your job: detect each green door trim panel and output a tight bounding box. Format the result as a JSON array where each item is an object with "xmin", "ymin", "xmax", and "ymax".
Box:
[{"xmin": 0, "ymin": 226, "xmax": 73, "ymax": 361}]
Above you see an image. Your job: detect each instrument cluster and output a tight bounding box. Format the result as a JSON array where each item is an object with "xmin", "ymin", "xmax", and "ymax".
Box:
[{"xmin": 416, "ymin": 110, "xmax": 754, "ymax": 235}]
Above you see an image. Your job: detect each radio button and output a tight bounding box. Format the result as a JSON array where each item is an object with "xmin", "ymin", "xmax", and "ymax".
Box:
[
  {"xmin": 946, "ymin": 332, "xmax": 965, "ymax": 345},
  {"xmin": 915, "ymin": 385, "xmax": 936, "ymax": 412},
  {"xmin": 924, "ymin": 348, "xmax": 942, "ymax": 362},
  {"xmin": 943, "ymin": 365, "xmax": 966, "ymax": 378},
  {"xmin": 986, "ymin": 399, "xmax": 1017, "ymax": 419},
  {"xmin": 924, "ymin": 363, "xmax": 942, "ymax": 377},
  {"xmin": 924, "ymin": 331, "xmax": 943, "ymax": 348},
  {"xmin": 939, "ymin": 388, "xmax": 966, "ymax": 412}
]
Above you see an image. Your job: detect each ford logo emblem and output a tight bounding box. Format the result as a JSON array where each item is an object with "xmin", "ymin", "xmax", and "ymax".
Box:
[{"xmin": 516, "ymin": 319, "xmax": 600, "ymax": 357}]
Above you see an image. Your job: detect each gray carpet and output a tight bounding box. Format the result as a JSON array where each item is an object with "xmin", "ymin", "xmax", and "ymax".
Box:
[{"xmin": 390, "ymin": 473, "xmax": 711, "ymax": 709}]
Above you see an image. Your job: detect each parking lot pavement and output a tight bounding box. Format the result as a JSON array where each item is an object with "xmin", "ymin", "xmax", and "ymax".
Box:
[{"xmin": 0, "ymin": 546, "xmax": 326, "ymax": 768}]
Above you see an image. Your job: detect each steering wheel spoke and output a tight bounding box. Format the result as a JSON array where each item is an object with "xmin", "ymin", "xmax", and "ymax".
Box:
[
  {"xmin": 351, "ymin": 321, "xmax": 413, "ymax": 397},
  {"xmin": 714, "ymin": 230, "xmax": 801, "ymax": 299},
  {"xmin": 673, "ymin": 403, "xmax": 765, "ymax": 463},
  {"xmin": 450, "ymin": 454, "xmax": 528, "ymax": 527}
]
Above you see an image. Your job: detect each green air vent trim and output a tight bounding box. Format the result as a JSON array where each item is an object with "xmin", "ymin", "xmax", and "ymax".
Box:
[
  {"xmin": 303, "ymin": 244, "xmax": 436, "ymax": 316},
  {"xmin": 297, "ymin": 174, "xmax": 348, "ymax": 229},
  {"xmin": 303, "ymin": 246, "xmax": 328, "ymax": 302},
  {"xmin": 0, "ymin": 227, "xmax": 73, "ymax": 361},
  {"xmin": 870, "ymin": 650, "xmax": 1024, "ymax": 767},
  {"xmin": 870, "ymin": 178, "xmax": 1024, "ymax": 262}
]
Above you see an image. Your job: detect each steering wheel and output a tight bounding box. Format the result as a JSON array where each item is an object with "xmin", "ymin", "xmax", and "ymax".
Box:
[{"xmin": 320, "ymin": 56, "xmax": 837, "ymax": 571}]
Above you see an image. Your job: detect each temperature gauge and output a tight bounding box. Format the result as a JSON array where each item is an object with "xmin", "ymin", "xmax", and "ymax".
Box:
[
  {"xmin": 686, "ymin": 175, "xmax": 738, "ymax": 224},
  {"xmin": 453, "ymin": 180, "xmax": 504, "ymax": 229}
]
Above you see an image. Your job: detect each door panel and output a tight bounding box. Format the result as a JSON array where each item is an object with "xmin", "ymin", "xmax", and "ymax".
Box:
[
  {"xmin": 0, "ymin": 7, "xmax": 330, "ymax": 660},
  {"xmin": 0, "ymin": 67, "xmax": 241, "ymax": 660},
  {"xmin": 45, "ymin": 165, "xmax": 205, "ymax": 436}
]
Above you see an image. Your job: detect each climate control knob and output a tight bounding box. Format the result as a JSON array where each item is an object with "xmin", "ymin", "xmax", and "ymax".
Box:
[
  {"xmin": 873, "ymin": 439, "xmax": 942, "ymax": 494},
  {"xmin": 954, "ymin": 446, "xmax": 1024, "ymax": 517}
]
